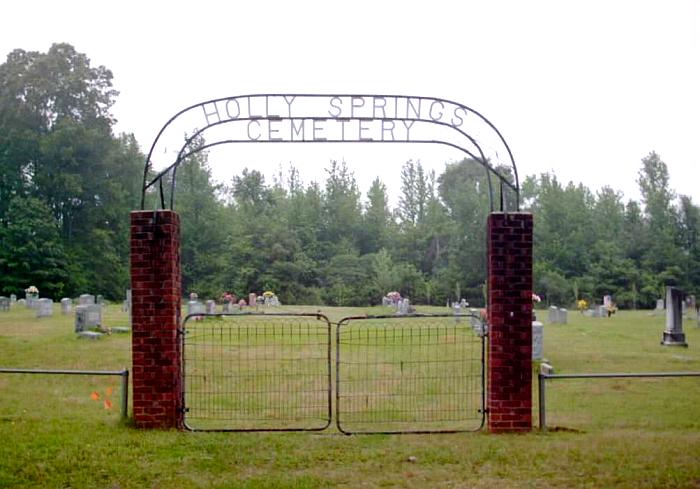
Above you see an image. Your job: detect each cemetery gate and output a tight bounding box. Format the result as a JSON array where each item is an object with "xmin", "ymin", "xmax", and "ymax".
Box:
[
  {"xmin": 131, "ymin": 94, "xmax": 533, "ymax": 433},
  {"xmin": 180, "ymin": 312, "xmax": 486, "ymax": 433}
]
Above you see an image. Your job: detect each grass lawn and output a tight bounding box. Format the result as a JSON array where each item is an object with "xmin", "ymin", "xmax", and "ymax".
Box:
[{"xmin": 1, "ymin": 303, "xmax": 699, "ymax": 488}]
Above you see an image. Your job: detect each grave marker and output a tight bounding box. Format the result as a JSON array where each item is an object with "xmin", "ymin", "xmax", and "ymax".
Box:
[
  {"xmin": 0, "ymin": 297, "xmax": 9, "ymax": 312},
  {"xmin": 661, "ymin": 286, "xmax": 688, "ymax": 346},
  {"xmin": 75, "ymin": 304, "xmax": 102, "ymax": 333},
  {"xmin": 36, "ymin": 298, "xmax": 53, "ymax": 318},
  {"xmin": 60, "ymin": 298, "xmax": 72, "ymax": 315},
  {"xmin": 558, "ymin": 308, "xmax": 568, "ymax": 325},
  {"xmin": 532, "ymin": 321, "xmax": 544, "ymax": 360},
  {"xmin": 187, "ymin": 300, "xmax": 205, "ymax": 318}
]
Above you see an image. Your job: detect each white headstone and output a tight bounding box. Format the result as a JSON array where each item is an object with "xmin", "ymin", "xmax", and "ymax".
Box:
[
  {"xmin": 397, "ymin": 298, "xmax": 410, "ymax": 315},
  {"xmin": 558, "ymin": 308, "xmax": 568, "ymax": 325},
  {"xmin": 75, "ymin": 304, "xmax": 102, "ymax": 332},
  {"xmin": 26, "ymin": 293, "xmax": 38, "ymax": 309},
  {"xmin": 60, "ymin": 298, "xmax": 72, "ymax": 314},
  {"xmin": 78, "ymin": 294, "xmax": 95, "ymax": 306},
  {"xmin": 205, "ymin": 300, "xmax": 216, "ymax": 314},
  {"xmin": 548, "ymin": 306, "xmax": 558, "ymax": 324},
  {"xmin": 36, "ymin": 298, "xmax": 53, "ymax": 318},
  {"xmin": 532, "ymin": 321, "xmax": 544, "ymax": 360},
  {"xmin": 187, "ymin": 300, "xmax": 205, "ymax": 317},
  {"xmin": 656, "ymin": 298, "xmax": 665, "ymax": 310},
  {"xmin": 9, "ymin": 294, "xmax": 17, "ymax": 303},
  {"xmin": 0, "ymin": 297, "xmax": 9, "ymax": 311}
]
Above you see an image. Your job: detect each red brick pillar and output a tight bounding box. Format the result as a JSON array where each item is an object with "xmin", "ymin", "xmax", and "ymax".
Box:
[
  {"xmin": 130, "ymin": 210, "xmax": 182, "ymax": 429},
  {"xmin": 487, "ymin": 212, "xmax": 533, "ymax": 432}
]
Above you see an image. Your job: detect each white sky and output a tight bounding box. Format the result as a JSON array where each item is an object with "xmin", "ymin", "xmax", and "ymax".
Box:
[{"xmin": 2, "ymin": 0, "xmax": 699, "ymax": 208}]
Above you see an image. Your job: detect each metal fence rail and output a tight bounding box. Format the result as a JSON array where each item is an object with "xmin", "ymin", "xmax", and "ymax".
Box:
[
  {"xmin": 336, "ymin": 314, "xmax": 485, "ymax": 434},
  {"xmin": 0, "ymin": 368, "xmax": 129, "ymax": 419},
  {"xmin": 182, "ymin": 313, "xmax": 332, "ymax": 432},
  {"xmin": 538, "ymin": 371, "xmax": 700, "ymax": 431}
]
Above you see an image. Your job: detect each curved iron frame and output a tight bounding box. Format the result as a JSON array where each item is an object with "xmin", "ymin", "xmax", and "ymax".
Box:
[{"xmin": 140, "ymin": 94, "xmax": 519, "ymax": 211}]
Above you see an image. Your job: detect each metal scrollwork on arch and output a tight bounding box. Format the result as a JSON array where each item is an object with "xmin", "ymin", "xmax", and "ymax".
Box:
[{"xmin": 141, "ymin": 94, "xmax": 519, "ymax": 211}]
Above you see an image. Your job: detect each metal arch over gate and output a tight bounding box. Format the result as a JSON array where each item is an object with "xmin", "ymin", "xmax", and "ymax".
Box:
[
  {"xmin": 140, "ymin": 93, "xmax": 520, "ymax": 212},
  {"xmin": 181, "ymin": 312, "xmax": 486, "ymax": 433}
]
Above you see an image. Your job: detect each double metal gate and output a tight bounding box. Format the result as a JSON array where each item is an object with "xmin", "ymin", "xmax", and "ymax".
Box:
[{"xmin": 182, "ymin": 312, "xmax": 485, "ymax": 433}]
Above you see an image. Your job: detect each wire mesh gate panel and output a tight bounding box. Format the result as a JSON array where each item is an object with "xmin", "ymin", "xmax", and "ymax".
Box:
[
  {"xmin": 182, "ymin": 313, "xmax": 331, "ymax": 431},
  {"xmin": 336, "ymin": 314, "xmax": 485, "ymax": 434}
]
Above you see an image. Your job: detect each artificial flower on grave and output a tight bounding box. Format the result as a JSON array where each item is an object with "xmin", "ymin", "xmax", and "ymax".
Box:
[
  {"xmin": 386, "ymin": 291, "xmax": 401, "ymax": 303},
  {"xmin": 25, "ymin": 286, "xmax": 39, "ymax": 295},
  {"xmin": 577, "ymin": 299, "xmax": 588, "ymax": 313},
  {"xmin": 532, "ymin": 293, "xmax": 541, "ymax": 303},
  {"xmin": 263, "ymin": 291, "xmax": 275, "ymax": 298}
]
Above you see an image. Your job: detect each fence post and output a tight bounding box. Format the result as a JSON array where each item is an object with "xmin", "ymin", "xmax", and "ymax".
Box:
[
  {"xmin": 487, "ymin": 212, "xmax": 533, "ymax": 432},
  {"xmin": 120, "ymin": 369, "xmax": 129, "ymax": 421},
  {"xmin": 130, "ymin": 210, "xmax": 183, "ymax": 429}
]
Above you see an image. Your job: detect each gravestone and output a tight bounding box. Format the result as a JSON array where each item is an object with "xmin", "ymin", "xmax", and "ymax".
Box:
[
  {"xmin": 78, "ymin": 294, "xmax": 95, "ymax": 306},
  {"xmin": 0, "ymin": 297, "xmax": 9, "ymax": 311},
  {"xmin": 603, "ymin": 295, "xmax": 613, "ymax": 308},
  {"xmin": 17, "ymin": 299, "xmax": 26, "ymax": 306},
  {"xmin": 453, "ymin": 301, "xmax": 462, "ymax": 322},
  {"xmin": 205, "ymin": 300, "xmax": 216, "ymax": 314},
  {"xmin": 656, "ymin": 298, "xmax": 665, "ymax": 310},
  {"xmin": 248, "ymin": 293, "xmax": 257, "ymax": 308},
  {"xmin": 661, "ymin": 286, "xmax": 687, "ymax": 346},
  {"xmin": 60, "ymin": 298, "xmax": 72, "ymax": 314},
  {"xmin": 75, "ymin": 304, "xmax": 102, "ymax": 333},
  {"xmin": 558, "ymin": 308, "xmax": 568, "ymax": 325},
  {"xmin": 36, "ymin": 298, "xmax": 53, "ymax": 318},
  {"xmin": 187, "ymin": 300, "xmax": 205, "ymax": 317},
  {"xmin": 532, "ymin": 321, "xmax": 544, "ymax": 360},
  {"xmin": 222, "ymin": 302, "xmax": 233, "ymax": 313},
  {"xmin": 397, "ymin": 298, "xmax": 410, "ymax": 315},
  {"xmin": 96, "ymin": 294, "xmax": 104, "ymax": 306},
  {"xmin": 25, "ymin": 293, "xmax": 38, "ymax": 309},
  {"xmin": 77, "ymin": 331, "xmax": 103, "ymax": 340},
  {"xmin": 597, "ymin": 305, "xmax": 608, "ymax": 318},
  {"xmin": 548, "ymin": 306, "xmax": 558, "ymax": 323},
  {"xmin": 122, "ymin": 289, "xmax": 132, "ymax": 312},
  {"xmin": 10, "ymin": 294, "xmax": 16, "ymax": 303}
]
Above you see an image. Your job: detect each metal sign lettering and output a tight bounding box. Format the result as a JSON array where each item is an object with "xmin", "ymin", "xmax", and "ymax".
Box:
[{"xmin": 141, "ymin": 94, "xmax": 518, "ymax": 211}]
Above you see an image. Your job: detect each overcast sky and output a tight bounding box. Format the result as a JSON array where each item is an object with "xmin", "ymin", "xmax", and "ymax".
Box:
[{"xmin": 2, "ymin": 0, "xmax": 698, "ymax": 207}]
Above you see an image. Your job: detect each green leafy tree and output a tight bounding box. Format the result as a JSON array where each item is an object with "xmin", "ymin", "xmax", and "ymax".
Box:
[{"xmin": 0, "ymin": 196, "xmax": 68, "ymax": 297}]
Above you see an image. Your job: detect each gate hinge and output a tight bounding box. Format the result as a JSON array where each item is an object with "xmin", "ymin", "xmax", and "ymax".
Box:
[{"xmin": 478, "ymin": 408, "xmax": 489, "ymax": 414}]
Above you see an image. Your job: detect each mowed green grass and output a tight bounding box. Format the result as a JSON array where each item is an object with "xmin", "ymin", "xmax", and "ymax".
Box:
[{"xmin": 0, "ymin": 303, "xmax": 699, "ymax": 488}]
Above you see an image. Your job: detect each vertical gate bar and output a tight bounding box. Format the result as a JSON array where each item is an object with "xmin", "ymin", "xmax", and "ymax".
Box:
[{"xmin": 539, "ymin": 373, "xmax": 546, "ymax": 431}]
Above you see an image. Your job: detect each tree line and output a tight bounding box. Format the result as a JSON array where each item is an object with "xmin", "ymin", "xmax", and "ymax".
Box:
[{"xmin": 1, "ymin": 44, "xmax": 698, "ymax": 308}]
